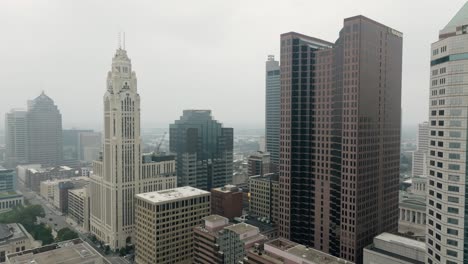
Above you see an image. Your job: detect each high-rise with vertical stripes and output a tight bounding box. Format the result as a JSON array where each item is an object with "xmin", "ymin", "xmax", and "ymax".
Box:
[
  {"xmin": 265, "ymin": 55, "xmax": 281, "ymax": 170},
  {"xmin": 278, "ymin": 16, "xmax": 402, "ymax": 263},
  {"xmin": 426, "ymin": 2, "xmax": 468, "ymax": 264}
]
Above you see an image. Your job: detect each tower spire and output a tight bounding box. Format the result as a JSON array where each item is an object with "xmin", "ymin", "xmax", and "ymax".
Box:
[{"xmin": 117, "ymin": 32, "xmax": 121, "ymax": 50}]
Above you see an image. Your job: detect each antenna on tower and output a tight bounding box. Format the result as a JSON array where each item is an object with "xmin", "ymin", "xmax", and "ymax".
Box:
[{"xmin": 118, "ymin": 32, "xmax": 122, "ymax": 49}]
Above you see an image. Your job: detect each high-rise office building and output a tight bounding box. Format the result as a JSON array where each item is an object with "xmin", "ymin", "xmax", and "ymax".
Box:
[
  {"xmin": 63, "ymin": 129, "xmax": 92, "ymax": 161},
  {"xmin": 134, "ymin": 187, "xmax": 210, "ymax": 264},
  {"xmin": 247, "ymin": 151, "xmax": 271, "ymax": 176},
  {"xmin": 278, "ymin": 16, "xmax": 403, "ymax": 263},
  {"xmin": 249, "ymin": 173, "xmax": 279, "ymax": 223},
  {"xmin": 265, "ymin": 55, "xmax": 280, "ymax": 170},
  {"xmin": 170, "ymin": 110, "xmax": 233, "ymax": 190},
  {"xmin": 89, "ymin": 47, "xmax": 177, "ymax": 249},
  {"xmin": 426, "ymin": 3, "xmax": 468, "ymax": 264},
  {"xmin": 412, "ymin": 122, "xmax": 429, "ymax": 177},
  {"xmin": 27, "ymin": 92, "xmax": 63, "ymax": 166},
  {"xmin": 4, "ymin": 110, "xmax": 28, "ymax": 167}
]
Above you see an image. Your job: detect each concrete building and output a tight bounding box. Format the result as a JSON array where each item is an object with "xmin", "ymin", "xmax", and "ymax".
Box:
[
  {"xmin": 247, "ymin": 151, "xmax": 270, "ymax": 176},
  {"xmin": 0, "ymin": 223, "xmax": 35, "ymax": 263},
  {"xmin": 134, "ymin": 186, "xmax": 210, "ymax": 264},
  {"xmin": 0, "ymin": 194, "xmax": 24, "ymax": 214},
  {"xmin": 79, "ymin": 132, "xmax": 102, "ymax": 162},
  {"xmin": 68, "ymin": 187, "xmax": 89, "ymax": 231},
  {"xmin": 244, "ymin": 238, "xmax": 351, "ymax": 264},
  {"xmin": 265, "ymin": 55, "xmax": 281, "ymax": 170},
  {"xmin": 278, "ymin": 16, "xmax": 402, "ymax": 263},
  {"xmin": 170, "ymin": 109, "xmax": 233, "ymax": 191},
  {"xmin": 89, "ymin": 47, "xmax": 177, "ymax": 250},
  {"xmin": 20, "ymin": 165, "xmax": 75, "ymax": 192},
  {"xmin": 363, "ymin": 233, "xmax": 425, "ymax": 264},
  {"xmin": 211, "ymin": 185, "xmax": 243, "ymax": 219},
  {"xmin": 40, "ymin": 177, "xmax": 89, "ymax": 213},
  {"xmin": 193, "ymin": 215, "xmax": 230, "ymax": 264},
  {"xmin": 219, "ymin": 222, "xmax": 266, "ymax": 264},
  {"xmin": 26, "ymin": 92, "xmax": 63, "ymax": 166},
  {"xmin": 412, "ymin": 122, "xmax": 429, "ymax": 177},
  {"xmin": 4, "ymin": 110, "xmax": 28, "ymax": 168},
  {"xmin": 398, "ymin": 191, "xmax": 426, "ymax": 237},
  {"xmin": 426, "ymin": 3, "xmax": 468, "ymax": 264},
  {"xmin": 63, "ymin": 129, "xmax": 92, "ymax": 162},
  {"xmin": 6, "ymin": 238, "xmax": 109, "ymax": 264},
  {"xmin": 249, "ymin": 173, "xmax": 279, "ymax": 224}
]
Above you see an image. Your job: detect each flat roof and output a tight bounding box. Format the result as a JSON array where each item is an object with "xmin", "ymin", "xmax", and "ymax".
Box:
[
  {"xmin": 224, "ymin": 223, "xmax": 258, "ymax": 235},
  {"xmin": 203, "ymin": 215, "xmax": 228, "ymax": 223},
  {"xmin": 136, "ymin": 186, "xmax": 209, "ymax": 204},
  {"xmin": 7, "ymin": 239, "xmax": 109, "ymax": 264},
  {"xmin": 375, "ymin": 233, "xmax": 426, "ymax": 251}
]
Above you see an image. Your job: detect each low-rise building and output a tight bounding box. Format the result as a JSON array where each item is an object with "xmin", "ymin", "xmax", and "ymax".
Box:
[
  {"xmin": 211, "ymin": 185, "xmax": 243, "ymax": 219},
  {"xmin": 0, "ymin": 167, "xmax": 16, "ymax": 193},
  {"xmin": 40, "ymin": 177, "xmax": 90, "ymax": 213},
  {"xmin": 193, "ymin": 215, "xmax": 230, "ymax": 264},
  {"xmin": 134, "ymin": 186, "xmax": 210, "ymax": 264},
  {"xmin": 244, "ymin": 238, "xmax": 351, "ymax": 264},
  {"xmin": 6, "ymin": 238, "xmax": 109, "ymax": 264},
  {"xmin": 20, "ymin": 166, "xmax": 75, "ymax": 192},
  {"xmin": 0, "ymin": 193, "xmax": 23, "ymax": 214},
  {"xmin": 219, "ymin": 222, "xmax": 266, "ymax": 264},
  {"xmin": 363, "ymin": 232, "xmax": 425, "ymax": 264},
  {"xmin": 0, "ymin": 223, "xmax": 36, "ymax": 263},
  {"xmin": 249, "ymin": 173, "xmax": 278, "ymax": 223}
]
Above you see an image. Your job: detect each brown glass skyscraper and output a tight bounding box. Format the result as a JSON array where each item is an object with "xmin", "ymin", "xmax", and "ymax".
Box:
[{"xmin": 278, "ymin": 16, "xmax": 402, "ymax": 263}]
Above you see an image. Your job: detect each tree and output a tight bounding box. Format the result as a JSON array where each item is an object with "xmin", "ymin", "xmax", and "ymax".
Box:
[
  {"xmin": 55, "ymin": 227, "xmax": 78, "ymax": 242},
  {"xmin": 119, "ymin": 247, "xmax": 126, "ymax": 256}
]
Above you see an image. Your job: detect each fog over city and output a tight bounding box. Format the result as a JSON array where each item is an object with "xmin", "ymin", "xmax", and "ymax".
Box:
[{"xmin": 1, "ymin": 0, "xmax": 465, "ymax": 130}]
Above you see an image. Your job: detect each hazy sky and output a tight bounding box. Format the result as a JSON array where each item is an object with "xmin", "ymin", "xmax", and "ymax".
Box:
[{"xmin": 1, "ymin": 0, "xmax": 466, "ymax": 130}]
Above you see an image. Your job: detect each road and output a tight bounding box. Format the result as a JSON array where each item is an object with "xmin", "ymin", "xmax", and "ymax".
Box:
[{"xmin": 19, "ymin": 186, "xmax": 131, "ymax": 264}]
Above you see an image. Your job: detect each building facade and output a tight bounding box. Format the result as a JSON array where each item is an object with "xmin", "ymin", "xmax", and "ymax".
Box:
[
  {"xmin": 27, "ymin": 92, "xmax": 63, "ymax": 166},
  {"xmin": 278, "ymin": 16, "xmax": 403, "ymax": 263},
  {"xmin": 218, "ymin": 223, "xmax": 266, "ymax": 264},
  {"xmin": 249, "ymin": 173, "xmax": 279, "ymax": 224},
  {"xmin": 265, "ymin": 55, "xmax": 281, "ymax": 170},
  {"xmin": 68, "ymin": 187, "xmax": 90, "ymax": 231},
  {"xmin": 134, "ymin": 187, "xmax": 210, "ymax": 264},
  {"xmin": 412, "ymin": 122, "xmax": 429, "ymax": 177},
  {"xmin": 170, "ymin": 110, "xmax": 233, "ymax": 190},
  {"xmin": 247, "ymin": 151, "xmax": 271, "ymax": 176},
  {"xmin": 4, "ymin": 110, "xmax": 28, "ymax": 168},
  {"xmin": 193, "ymin": 215, "xmax": 230, "ymax": 264},
  {"xmin": 0, "ymin": 167, "xmax": 15, "ymax": 193},
  {"xmin": 0, "ymin": 223, "xmax": 35, "ymax": 263},
  {"xmin": 211, "ymin": 185, "xmax": 243, "ymax": 219},
  {"xmin": 426, "ymin": 3, "xmax": 468, "ymax": 264},
  {"xmin": 0, "ymin": 194, "xmax": 23, "ymax": 214},
  {"xmin": 89, "ymin": 48, "xmax": 177, "ymax": 249}
]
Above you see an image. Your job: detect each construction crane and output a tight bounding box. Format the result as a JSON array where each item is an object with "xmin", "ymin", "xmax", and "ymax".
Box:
[{"xmin": 154, "ymin": 132, "xmax": 167, "ymax": 154}]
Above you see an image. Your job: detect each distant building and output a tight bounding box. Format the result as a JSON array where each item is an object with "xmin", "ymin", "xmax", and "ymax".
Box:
[
  {"xmin": 363, "ymin": 233, "xmax": 425, "ymax": 264},
  {"xmin": 27, "ymin": 92, "xmax": 63, "ymax": 166},
  {"xmin": 22, "ymin": 166, "xmax": 75, "ymax": 192},
  {"xmin": 411, "ymin": 122, "xmax": 428, "ymax": 177},
  {"xmin": 40, "ymin": 177, "xmax": 89, "ymax": 213},
  {"xmin": 0, "ymin": 194, "xmax": 24, "ymax": 214},
  {"xmin": 0, "ymin": 223, "xmax": 35, "ymax": 263},
  {"xmin": 68, "ymin": 187, "xmax": 90, "ymax": 231},
  {"xmin": 0, "ymin": 167, "xmax": 16, "ymax": 193},
  {"xmin": 170, "ymin": 110, "xmax": 233, "ymax": 191},
  {"xmin": 63, "ymin": 129, "xmax": 92, "ymax": 162},
  {"xmin": 4, "ymin": 110, "xmax": 28, "ymax": 168},
  {"xmin": 249, "ymin": 173, "xmax": 279, "ymax": 224},
  {"xmin": 265, "ymin": 55, "xmax": 280, "ymax": 170},
  {"xmin": 211, "ymin": 185, "xmax": 243, "ymax": 219},
  {"xmin": 134, "ymin": 187, "xmax": 210, "ymax": 264},
  {"xmin": 398, "ymin": 190, "xmax": 426, "ymax": 237},
  {"xmin": 79, "ymin": 132, "xmax": 101, "ymax": 162},
  {"xmin": 6, "ymin": 238, "xmax": 109, "ymax": 264},
  {"xmin": 244, "ymin": 238, "xmax": 351, "ymax": 264},
  {"xmin": 247, "ymin": 151, "xmax": 270, "ymax": 177}
]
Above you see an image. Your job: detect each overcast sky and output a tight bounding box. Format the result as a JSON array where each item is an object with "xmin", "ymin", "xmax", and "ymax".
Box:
[{"xmin": 1, "ymin": 0, "xmax": 466, "ymax": 130}]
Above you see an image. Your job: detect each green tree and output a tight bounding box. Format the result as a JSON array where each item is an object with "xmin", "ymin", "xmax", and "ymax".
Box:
[{"xmin": 55, "ymin": 227, "xmax": 79, "ymax": 242}]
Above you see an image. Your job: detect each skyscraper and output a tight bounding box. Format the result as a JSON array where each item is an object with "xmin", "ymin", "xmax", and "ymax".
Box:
[
  {"xmin": 265, "ymin": 55, "xmax": 280, "ymax": 170},
  {"xmin": 89, "ymin": 47, "xmax": 177, "ymax": 249},
  {"xmin": 426, "ymin": 3, "xmax": 468, "ymax": 264},
  {"xmin": 4, "ymin": 109, "xmax": 28, "ymax": 167},
  {"xmin": 247, "ymin": 151, "xmax": 271, "ymax": 176},
  {"xmin": 412, "ymin": 122, "xmax": 429, "ymax": 177},
  {"xmin": 27, "ymin": 92, "xmax": 63, "ymax": 166},
  {"xmin": 278, "ymin": 16, "xmax": 403, "ymax": 263},
  {"xmin": 169, "ymin": 110, "xmax": 233, "ymax": 190}
]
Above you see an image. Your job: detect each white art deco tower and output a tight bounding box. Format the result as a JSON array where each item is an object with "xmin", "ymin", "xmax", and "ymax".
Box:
[{"xmin": 90, "ymin": 47, "xmax": 176, "ymax": 249}]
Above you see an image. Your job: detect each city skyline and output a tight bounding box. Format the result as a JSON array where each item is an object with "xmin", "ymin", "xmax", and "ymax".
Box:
[{"xmin": 1, "ymin": 0, "xmax": 466, "ymax": 130}]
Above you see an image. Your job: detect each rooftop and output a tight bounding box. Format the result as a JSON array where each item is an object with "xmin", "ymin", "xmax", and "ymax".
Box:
[
  {"xmin": 374, "ymin": 232, "xmax": 426, "ymax": 252},
  {"xmin": 212, "ymin": 185, "xmax": 240, "ymax": 193},
  {"xmin": 7, "ymin": 238, "xmax": 109, "ymax": 264},
  {"xmin": 0, "ymin": 223, "xmax": 29, "ymax": 245},
  {"xmin": 224, "ymin": 223, "xmax": 259, "ymax": 235},
  {"xmin": 136, "ymin": 186, "xmax": 209, "ymax": 204}
]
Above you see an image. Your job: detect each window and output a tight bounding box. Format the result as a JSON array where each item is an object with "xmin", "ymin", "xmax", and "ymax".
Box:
[
  {"xmin": 440, "ymin": 67, "xmax": 446, "ymax": 73},
  {"xmin": 449, "ymin": 142, "xmax": 461, "ymax": 148},
  {"xmin": 450, "ymin": 120, "xmax": 462, "ymax": 127},
  {"xmin": 448, "ymin": 207, "xmax": 459, "ymax": 214},
  {"xmin": 448, "ymin": 175, "xmax": 460, "ymax": 182},
  {"xmin": 447, "ymin": 239, "xmax": 458, "ymax": 246},
  {"xmin": 431, "ymin": 110, "xmax": 437, "ymax": 116},
  {"xmin": 447, "ymin": 250, "xmax": 458, "ymax": 257},
  {"xmin": 448, "ymin": 186, "xmax": 460, "ymax": 192},
  {"xmin": 439, "ymin": 110, "xmax": 445, "ymax": 115},
  {"xmin": 438, "ymin": 120, "xmax": 444, "ymax": 126},
  {"xmin": 449, "ymin": 153, "xmax": 460, "ymax": 159},
  {"xmin": 448, "ymin": 218, "xmax": 459, "ymax": 224},
  {"xmin": 438, "ymin": 131, "xmax": 444, "ymax": 136},
  {"xmin": 448, "ymin": 164, "xmax": 460, "ymax": 170},
  {"xmin": 448, "ymin": 196, "xmax": 459, "ymax": 203},
  {"xmin": 449, "ymin": 131, "xmax": 461, "ymax": 137},
  {"xmin": 447, "ymin": 228, "xmax": 458, "ymax": 235}
]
